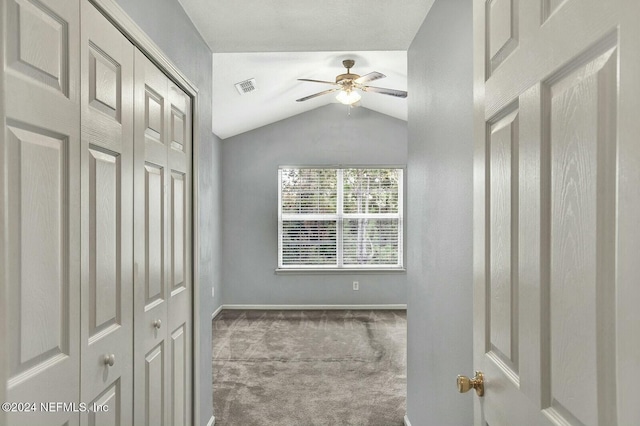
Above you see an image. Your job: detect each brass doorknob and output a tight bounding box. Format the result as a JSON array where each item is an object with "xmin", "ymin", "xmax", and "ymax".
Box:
[{"xmin": 457, "ymin": 371, "xmax": 484, "ymax": 396}]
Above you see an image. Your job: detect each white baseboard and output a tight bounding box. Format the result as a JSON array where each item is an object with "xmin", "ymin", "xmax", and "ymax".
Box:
[
  {"xmin": 211, "ymin": 304, "xmax": 223, "ymax": 319},
  {"xmin": 206, "ymin": 414, "xmax": 215, "ymax": 426},
  {"xmin": 404, "ymin": 414, "xmax": 411, "ymax": 426},
  {"xmin": 221, "ymin": 304, "xmax": 407, "ymax": 311}
]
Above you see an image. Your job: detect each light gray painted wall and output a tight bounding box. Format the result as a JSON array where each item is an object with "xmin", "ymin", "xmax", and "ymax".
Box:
[
  {"xmin": 222, "ymin": 104, "xmax": 408, "ymax": 306},
  {"xmin": 112, "ymin": 1, "xmax": 222, "ymax": 424},
  {"xmin": 209, "ymin": 133, "xmax": 223, "ymax": 315},
  {"xmin": 406, "ymin": 0, "xmax": 474, "ymax": 424}
]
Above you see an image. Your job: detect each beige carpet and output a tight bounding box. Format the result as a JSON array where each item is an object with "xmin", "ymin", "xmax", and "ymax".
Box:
[{"xmin": 212, "ymin": 310, "xmax": 407, "ymax": 426}]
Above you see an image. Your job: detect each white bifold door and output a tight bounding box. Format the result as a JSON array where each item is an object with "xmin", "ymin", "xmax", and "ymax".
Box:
[
  {"xmin": 80, "ymin": 2, "xmax": 134, "ymax": 425},
  {"xmin": 133, "ymin": 49, "xmax": 192, "ymax": 426},
  {"xmin": 473, "ymin": 0, "xmax": 640, "ymax": 425},
  {"xmin": 2, "ymin": 0, "xmax": 193, "ymax": 424},
  {"xmin": 3, "ymin": 0, "xmax": 81, "ymax": 424}
]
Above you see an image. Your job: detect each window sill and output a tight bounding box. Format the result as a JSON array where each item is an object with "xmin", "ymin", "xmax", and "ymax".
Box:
[{"xmin": 274, "ymin": 268, "xmax": 406, "ymax": 275}]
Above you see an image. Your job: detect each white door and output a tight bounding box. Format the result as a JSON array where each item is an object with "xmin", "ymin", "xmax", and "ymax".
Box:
[
  {"xmin": 80, "ymin": 2, "xmax": 134, "ymax": 424},
  {"xmin": 473, "ymin": 0, "xmax": 640, "ymax": 425},
  {"xmin": 134, "ymin": 50, "xmax": 170, "ymax": 426},
  {"xmin": 133, "ymin": 50, "xmax": 192, "ymax": 426},
  {"xmin": 166, "ymin": 81, "xmax": 193, "ymax": 426},
  {"xmin": 2, "ymin": 0, "xmax": 81, "ymax": 424}
]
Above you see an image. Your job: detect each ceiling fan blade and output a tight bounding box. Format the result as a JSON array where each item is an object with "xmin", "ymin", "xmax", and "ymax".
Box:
[
  {"xmin": 360, "ymin": 85, "xmax": 408, "ymax": 98},
  {"xmin": 354, "ymin": 72, "xmax": 386, "ymax": 84},
  {"xmin": 297, "ymin": 78, "xmax": 341, "ymax": 86},
  {"xmin": 296, "ymin": 88, "xmax": 340, "ymax": 102}
]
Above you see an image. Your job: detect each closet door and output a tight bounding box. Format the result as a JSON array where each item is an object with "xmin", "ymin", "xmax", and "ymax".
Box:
[
  {"xmin": 80, "ymin": 2, "xmax": 134, "ymax": 425},
  {"xmin": 167, "ymin": 82, "xmax": 192, "ymax": 426},
  {"xmin": 133, "ymin": 50, "xmax": 171, "ymax": 426},
  {"xmin": 133, "ymin": 50, "xmax": 192, "ymax": 426},
  {"xmin": 2, "ymin": 0, "xmax": 80, "ymax": 424}
]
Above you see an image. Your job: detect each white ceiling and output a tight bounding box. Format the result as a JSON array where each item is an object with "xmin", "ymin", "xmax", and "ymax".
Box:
[
  {"xmin": 177, "ymin": 0, "xmax": 435, "ymax": 139},
  {"xmin": 212, "ymin": 51, "xmax": 407, "ymax": 139}
]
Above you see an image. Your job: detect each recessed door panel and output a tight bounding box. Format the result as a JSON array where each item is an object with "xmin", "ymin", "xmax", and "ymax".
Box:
[
  {"xmin": 544, "ymin": 45, "xmax": 618, "ymax": 426},
  {"xmin": 7, "ymin": 123, "xmax": 68, "ymax": 376},
  {"xmin": 487, "ymin": 0, "xmax": 518, "ymax": 74},
  {"xmin": 145, "ymin": 163, "xmax": 164, "ymax": 305},
  {"xmin": 89, "ymin": 147, "xmax": 121, "ymax": 337},
  {"xmin": 171, "ymin": 325, "xmax": 186, "ymax": 426},
  {"xmin": 7, "ymin": 0, "xmax": 69, "ymax": 95},
  {"xmin": 89, "ymin": 45, "xmax": 120, "ymax": 121},
  {"xmin": 171, "ymin": 172, "xmax": 185, "ymax": 290},
  {"xmin": 488, "ymin": 107, "xmax": 519, "ymax": 378},
  {"xmin": 88, "ymin": 380, "xmax": 120, "ymax": 426},
  {"xmin": 542, "ymin": 0, "xmax": 566, "ymax": 22},
  {"xmin": 145, "ymin": 88, "xmax": 163, "ymax": 142},
  {"xmin": 170, "ymin": 107, "xmax": 185, "ymax": 152},
  {"xmin": 145, "ymin": 344, "xmax": 165, "ymax": 426}
]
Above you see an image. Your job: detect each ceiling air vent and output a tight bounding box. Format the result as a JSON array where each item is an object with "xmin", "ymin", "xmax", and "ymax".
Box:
[{"xmin": 234, "ymin": 78, "xmax": 257, "ymax": 95}]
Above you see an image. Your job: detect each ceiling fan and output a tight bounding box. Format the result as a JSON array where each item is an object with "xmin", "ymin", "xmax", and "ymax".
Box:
[{"xmin": 296, "ymin": 59, "xmax": 408, "ymax": 105}]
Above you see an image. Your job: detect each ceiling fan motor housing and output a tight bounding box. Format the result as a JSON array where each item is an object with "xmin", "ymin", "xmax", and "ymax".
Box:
[
  {"xmin": 336, "ymin": 59, "xmax": 359, "ymax": 86},
  {"xmin": 342, "ymin": 59, "xmax": 355, "ymax": 69},
  {"xmin": 336, "ymin": 73, "xmax": 360, "ymax": 85}
]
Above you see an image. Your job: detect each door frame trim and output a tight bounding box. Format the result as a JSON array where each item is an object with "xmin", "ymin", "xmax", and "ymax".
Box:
[
  {"xmin": 87, "ymin": 1, "xmax": 203, "ymax": 424},
  {"xmin": 472, "ymin": 0, "xmax": 487, "ymax": 425},
  {"xmin": 0, "ymin": 0, "xmax": 7, "ymax": 423}
]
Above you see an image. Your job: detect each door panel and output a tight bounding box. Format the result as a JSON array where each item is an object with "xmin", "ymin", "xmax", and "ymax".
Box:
[
  {"xmin": 488, "ymin": 106, "xmax": 519, "ymax": 378},
  {"xmin": 145, "ymin": 88, "xmax": 164, "ymax": 143},
  {"xmin": 486, "ymin": 0, "xmax": 518, "ymax": 74},
  {"xmin": 80, "ymin": 2, "xmax": 133, "ymax": 424},
  {"xmin": 88, "ymin": 380, "xmax": 120, "ymax": 426},
  {"xmin": 171, "ymin": 171, "xmax": 185, "ymax": 289},
  {"xmin": 134, "ymin": 51, "xmax": 171, "ymax": 426},
  {"xmin": 167, "ymin": 83, "xmax": 192, "ymax": 425},
  {"xmin": 540, "ymin": 42, "xmax": 618, "ymax": 426},
  {"xmin": 145, "ymin": 344, "xmax": 165, "ymax": 426},
  {"xmin": 474, "ymin": 0, "xmax": 639, "ymax": 425},
  {"xmin": 545, "ymin": 45, "xmax": 617, "ymax": 426},
  {"xmin": 3, "ymin": 0, "xmax": 80, "ymax": 424},
  {"xmin": 6, "ymin": 0, "xmax": 70, "ymax": 95},
  {"xmin": 88, "ymin": 147, "xmax": 120, "ymax": 335},
  {"xmin": 144, "ymin": 162, "xmax": 165, "ymax": 305},
  {"xmin": 6, "ymin": 123, "xmax": 70, "ymax": 374},
  {"xmin": 171, "ymin": 325, "xmax": 187, "ymax": 426},
  {"xmin": 134, "ymin": 51, "xmax": 192, "ymax": 426}
]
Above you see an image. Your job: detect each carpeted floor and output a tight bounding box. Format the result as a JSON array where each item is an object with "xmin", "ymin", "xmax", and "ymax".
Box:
[{"xmin": 212, "ymin": 310, "xmax": 407, "ymax": 426}]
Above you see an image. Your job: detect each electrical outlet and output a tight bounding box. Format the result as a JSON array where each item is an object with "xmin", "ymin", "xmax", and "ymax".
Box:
[{"xmin": 353, "ymin": 281, "xmax": 359, "ymax": 291}]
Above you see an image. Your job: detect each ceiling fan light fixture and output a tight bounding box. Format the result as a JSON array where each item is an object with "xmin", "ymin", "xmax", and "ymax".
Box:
[
  {"xmin": 296, "ymin": 59, "xmax": 406, "ymax": 103},
  {"xmin": 336, "ymin": 89, "xmax": 361, "ymax": 105}
]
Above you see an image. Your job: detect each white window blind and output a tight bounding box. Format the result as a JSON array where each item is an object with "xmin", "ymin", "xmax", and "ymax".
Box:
[{"xmin": 278, "ymin": 167, "xmax": 403, "ymax": 269}]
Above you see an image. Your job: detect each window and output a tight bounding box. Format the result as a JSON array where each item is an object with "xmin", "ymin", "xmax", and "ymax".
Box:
[{"xmin": 278, "ymin": 167, "xmax": 403, "ymax": 270}]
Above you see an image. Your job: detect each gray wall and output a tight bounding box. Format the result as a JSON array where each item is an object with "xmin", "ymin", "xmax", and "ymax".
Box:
[
  {"xmin": 406, "ymin": 0, "xmax": 474, "ymax": 424},
  {"xmin": 209, "ymin": 133, "xmax": 223, "ymax": 316},
  {"xmin": 221, "ymin": 104, "xmax": 408, "ymax": 306},
  {"xmin": 113, "ymin": 1, "xmax": 222, "ymax": 424}
]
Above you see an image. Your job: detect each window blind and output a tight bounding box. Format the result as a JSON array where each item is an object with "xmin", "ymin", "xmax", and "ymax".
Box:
[{"xmin": 278, "ymin": 167, "xmax": 403, "ymax": 269}]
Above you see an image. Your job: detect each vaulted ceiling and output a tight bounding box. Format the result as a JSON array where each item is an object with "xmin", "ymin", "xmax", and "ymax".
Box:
[{"xmin": 177, "ymin": 0, "xmax": 435, "ymax": 138}]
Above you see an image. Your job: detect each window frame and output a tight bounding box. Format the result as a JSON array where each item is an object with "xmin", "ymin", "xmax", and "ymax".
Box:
[{"xmin": 277, "ymin": 166, "xmax": 405, "ymax": 272}]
